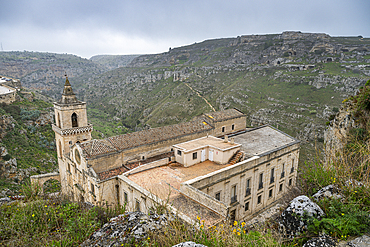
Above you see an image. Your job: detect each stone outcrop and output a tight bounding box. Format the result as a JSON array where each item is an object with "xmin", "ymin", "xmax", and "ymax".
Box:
[
  {"xmin": 343, "ymin": 235, "xmax": 370, "ymax": 247},
  {"xmin": 279, "ymin": 195, "xmax": 325, "ymax": 237},
  {"xmin": 324, "ymin": 100, "xmax": 358, "ymax": 159},
  {"xmin": 303, "ymin": 234, "xmax": 337, "ymax": 247},
  {"xmin": 312, "ymin": 184, "xmax": 343, "ymax": 202},
  {"xmin": 172, "ymin": 242, "xmax": 207, "ymax": 247},
  {"xmin": 0, "ymin": 155, "xmax": 38, "ymax": 184},
  {"xmin": 81, "ymin": 211, "xmax": 173, "ymax": 247}
]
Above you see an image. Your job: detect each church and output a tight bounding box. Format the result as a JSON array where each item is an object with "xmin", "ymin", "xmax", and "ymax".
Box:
[{"xmin": 32, "ymin": 77, "xmax": 300, "ymax": 226}]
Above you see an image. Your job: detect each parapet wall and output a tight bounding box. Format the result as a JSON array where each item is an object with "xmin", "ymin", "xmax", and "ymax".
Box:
[
  {"xmin": 0, "ymin": 85, "xmax": 16, "ymax": 105},
  {"xmin": 180, "ymin": 183, "xmax": 228, "ymax": 217},
  {"xmin": 123, "ymin": 157, "xmax": 172, "ymax": 176},
  {"xmin": 117, "ymin": 174, "xmax": 195, "ymax": 225}
]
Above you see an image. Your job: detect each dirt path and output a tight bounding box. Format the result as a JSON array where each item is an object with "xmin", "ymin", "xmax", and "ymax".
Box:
[{"xmin": 184, "ymin": 82, "xmax": 216, "ymax": 112}]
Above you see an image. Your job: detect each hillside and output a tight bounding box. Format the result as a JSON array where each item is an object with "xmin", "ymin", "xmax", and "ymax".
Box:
[
  {"xmin": 1, "ymin": 32, "xmax": 369, "ymax": 154},
  {"xmin": 0, "ymin": 91, "xmax": 57, "ymax": 196},
  {"xmin": 90, "ymin": 54, "xmax": 140, "ymax": 70},
  {"xmin": 0, "ymin": 51, "xmax": 108, "ymax": 99},
  {"xmin": 81, "ymin": 32, "xmax": 369, "ymax": 145}
]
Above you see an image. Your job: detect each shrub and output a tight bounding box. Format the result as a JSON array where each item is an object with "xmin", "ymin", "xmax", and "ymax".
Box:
[
  {"xmin": 300, "ymin": 161, "xmax": 337, "ymax": 196},
  {"xmin": 20, "ymin": 182, "xmax": 42, "ymax": 201},
  {"xmin": 20, "ymin": 108, "xmax": 40, "ymax": 121},
  {"xmin": 0, "ymin": 104, "xmax": 21, "ymax": 120},
  {"xmin": 2, "ymin": 154, "xmax": 11, "ymax": 161},
  {"xmin": 328, "ymin": 114, "xmax": 335, "ymax": 121}
]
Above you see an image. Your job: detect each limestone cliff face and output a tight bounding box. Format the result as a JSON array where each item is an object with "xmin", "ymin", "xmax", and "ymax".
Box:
[{"xmin": 324, "ymin": 101, "xmax": 358, "ymax": 157}]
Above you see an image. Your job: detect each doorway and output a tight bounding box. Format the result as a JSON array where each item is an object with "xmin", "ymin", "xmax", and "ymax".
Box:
[
  {"xmin": 209, "ymin": 150, "xmax": 214, "ymax": 161},
  {"xmin": 201, "ymin": 150, "xmax": 206, "ymax": 162}
]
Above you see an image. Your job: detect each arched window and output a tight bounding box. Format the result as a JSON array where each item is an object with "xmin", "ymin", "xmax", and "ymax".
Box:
[
  {"xmin": 57, "ymin": 113, "xmax": 61, "ymax": 127},
  {"xmin": 71, "ymin": 113, "xmax": 78, "ymax": 127}
]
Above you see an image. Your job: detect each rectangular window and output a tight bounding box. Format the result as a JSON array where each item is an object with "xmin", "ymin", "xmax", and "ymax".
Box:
[
  {"xmin": 232, "ymin": 124, "xmax": 235, "ymax": 131},
  {"xmin": 257, "ymin": 195, "xmax": 262, "ymax": 204},
  {"xmin": 91, "ymin": 183, "xmax": 95, "ymax": 194},
  {"xmin": 289, "ymin": 178, "xmax": 292, "ymax": 186},
  {"xmin": 124, "ymin": 192, "xmax": 128, "ymax": 203},
  {"xmin": 270, "ymin": 168, "xmax": 275, "ymax": 184},
  {"xmin": 281, "ymin": 163, "xmax": 285, "ymax": 178},
  {"xmin": 222, "ymin": 126, "xmax": 225, "ymax": 132},
  {"xmin": 177, "ymin": 150, "xmax": 182, "ymax": 156},
  {"xmin": 192, "ymin": 152, "xmax": 197, "ymax": 160},
  {"xmin": 279, "ymin": 183, "xmax": 283, "ymax": 192},
  {"xmin": 291, "ymin": 159, "xmax": 295, "ymax": 173},
  {"xmin": 135, "ymin": 200, "xmax": 141, "ymax": 212},
  {"xmin": 231, "ymin": 185, "xmax": 237, "ymax": 203},
  {"xmin": 245, "ymin": 201, "xmax": 249, "ymax": 211},
  {"xmin": 230, "ymin": 209, "xmax": 236, "ymax": 223},
  {"xmin": 68, "ymin": 163, "xmax": 71, "ymax": 172},
  {"xmin": 215, "ymin": 192, "xmax": 221, "ymax": 201},
  {"xmin": 258, "ymin": 173, "xmax": 263, "ymax": 189},
  {"xmin": 269, "ymin": 189, "xmax": 273, "ymax": 198},
  {"xmin": 245, "ymin": 178, "xmax": 251, "ymax": 197}
]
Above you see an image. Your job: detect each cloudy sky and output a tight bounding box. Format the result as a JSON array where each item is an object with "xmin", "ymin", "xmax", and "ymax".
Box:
[{"xmin": 1, "ymin": 0, "xmax": 369, "ymax": 58}]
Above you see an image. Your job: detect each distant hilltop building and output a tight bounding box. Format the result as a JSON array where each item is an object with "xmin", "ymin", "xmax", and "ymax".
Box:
[
  {"xmin": 0, "ymin": 76, "xmax": 20, "ymax": 104},
  {"xmin": 32, "ymin": 78, "xmax": 300, "ymax": 226}
]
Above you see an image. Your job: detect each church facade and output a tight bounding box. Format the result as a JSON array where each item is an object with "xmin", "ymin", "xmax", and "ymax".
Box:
[{"xmin": 32, "ymin": 78, "xmax": 300, "ymax": 226}]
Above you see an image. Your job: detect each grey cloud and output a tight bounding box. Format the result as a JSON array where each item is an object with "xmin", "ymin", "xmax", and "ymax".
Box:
[{"xmin": 1, "ymin": 0, "xmax": 369, "ymax": 57}]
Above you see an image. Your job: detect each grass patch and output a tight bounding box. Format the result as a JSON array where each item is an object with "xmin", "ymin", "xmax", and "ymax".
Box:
[{"xmin": 0, "ymin": 183, "xmax": 125, "ymax": 246}]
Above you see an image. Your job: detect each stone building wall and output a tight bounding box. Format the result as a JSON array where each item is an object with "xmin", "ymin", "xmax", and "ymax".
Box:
[
  {"xmin": 183, "ymin": 144, "xmax": 299, "ymax": 221},
  {"xmin": 212, "ymin": 117, "xmax": 246, "ymax": 137},
  {"xmin": 0, "ymin": 89, "xmax": 16, "ymax": 105},
  {"xmin": 87, "ymin": 130, "xmax": 213, "ymax": 173}
]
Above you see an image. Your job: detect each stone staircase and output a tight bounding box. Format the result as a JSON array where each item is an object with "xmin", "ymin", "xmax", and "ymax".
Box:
[{"xmin": 228, "ymin": 151, "xmax": 243, "ymax": 165}]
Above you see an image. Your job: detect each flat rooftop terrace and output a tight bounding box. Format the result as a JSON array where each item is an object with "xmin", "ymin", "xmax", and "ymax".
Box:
[
  {"xmin": 0, "ymin": 85, "xmax": 15, "ymax": 95},
  {"xmin": 174, "ymin": 135, "xmax": 240, "ymax": 151},
  {"xmin": 232, "ymin": 125, "xmax": 298, "ymax": 157},
  {"xmin": 127, "ymin": 160, "xmax": 231, "ymax": 198},
  {"xmin": 127, "ymin": 160, "xmax": 231, "ymax": 226}
]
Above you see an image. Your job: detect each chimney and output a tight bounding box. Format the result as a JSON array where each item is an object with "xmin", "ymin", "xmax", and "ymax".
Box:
[
  {"xmin": 230, "ymin": 137, "xmax": 234, "ymax": 144},
  {"xmin": 224, "ymin": 135, "xmax": 228, "ymax": 143}
]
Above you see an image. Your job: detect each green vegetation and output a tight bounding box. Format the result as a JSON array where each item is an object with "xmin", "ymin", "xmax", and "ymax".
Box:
[
  {"xmin": 300, "ymin": 84, "xmax": 370, "ymax": 242},
  {"xmin": 0, "ymin": 183, "xmax": 125, "ymax": 246},
  {"xmin": 0, "ymin": 98, "xmax": 57, "ymax": 192},
  {"xmin": 300, "ymin": 153, "xmax": 370, "ymax": 241},
  {"xmin": 149, "ymin": 219, "xmax": 283, "ymax": 247}
]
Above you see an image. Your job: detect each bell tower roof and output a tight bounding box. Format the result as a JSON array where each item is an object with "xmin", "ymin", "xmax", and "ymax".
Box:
[{"xmin": 58, "ymin": 75, "xmax": 80, "ymax": 104}]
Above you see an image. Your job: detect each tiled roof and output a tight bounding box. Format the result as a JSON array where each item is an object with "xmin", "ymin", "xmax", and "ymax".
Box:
[
  {"xmin": 79, "ymin": 139, "xmax": 117, "ymax": 158},
  {"xmin": 98, "ymin": 166, "xmax": 129, "ymax": 180},
  {"xmin": 204, "ymin": 108, "xmax": 245, "ymax": 122},
  {"xmin": 80, "ymin": 119, "xmax": 213, "ymax": 159}
]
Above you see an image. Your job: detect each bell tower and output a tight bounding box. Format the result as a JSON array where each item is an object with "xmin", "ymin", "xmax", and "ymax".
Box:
[{"xmin": 52, "ymin": 75, "xmax": 93, "ymax": 165}]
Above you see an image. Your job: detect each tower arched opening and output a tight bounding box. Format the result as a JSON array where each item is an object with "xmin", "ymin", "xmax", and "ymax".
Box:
[{"xmin": 71, "ymin": 113, "xmax": 78, "ymax": 127}]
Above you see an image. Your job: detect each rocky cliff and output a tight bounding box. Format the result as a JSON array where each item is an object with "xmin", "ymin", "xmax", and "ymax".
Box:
[{"xmin": 1, "ymin": 32, "xmax": 370, "ymax": 146}]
